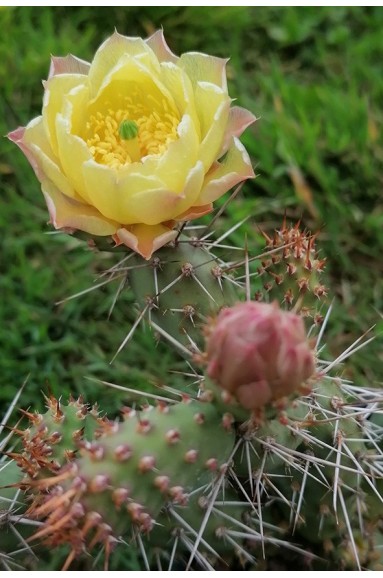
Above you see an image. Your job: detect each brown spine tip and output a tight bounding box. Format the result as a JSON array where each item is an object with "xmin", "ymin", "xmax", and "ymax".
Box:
[
  {"xmin": 156, "ymin": 401, "xmax": 170, "ymax": 414},
  {"xmin": 87, "ymin": 442, "xmax": 105, "ymax": 461},
  {"xmin": 221, "ymin": 413, "xmax": 234, "ymax": 431},
  {"xmin": 112, "ymin": 487, "xmax": 130, "ymax": 508},
  {"xmin": 154, "ymin": 475, "xmax": 170, "ymax": 492},
  {"xmin": 138, "ymin": 512, "xmax": 154, "ymax": 533},
  {"xmin": 71, "ymin": 502, "xmax": 85, "ymax": 519},
  {"xmin": 127, "ymin": 502, "xmax": 145, "ymax": 521},
  {"xmin": 169, "ymin": 486, "xmax": 187, "ymax": 505},
  {"xmin": 165, "ymin": 429, "xmax": 180, "ymax": 445},
  {"xmin": 72, "ymin": 427, "xmax": 85, "ymax": 442},
  {"xmin": 193, "ymin": 412, "xmax": 205, "ymax": 425},
  {"xmin": 89, "ymin": 474, "xmax": 110, "ymax": 493},
  {"xmin": 184, "ymin": 449, "xmax": 198, "ymax": 463},
  {"xmin": 136, "ymin": 419, "xmax": 152, "ymax": 434},
  {"xmin": 138, "ymin": 455, "xmax": 156, "ymax": 473},
  {"xmin": 181, "ymin": 262, "xmax": 194, "ymax": 277},
  {"xmin": 114, "ymin": 444, "xmax": 133, "ymax": 462},
  {"xmin": 205, "ymin": 458, "xmax": 218, "ymax": 471},
  {"xmin": 121, "ymin": 406, "xmax": 136, "ymax": 419},
  {"xmin": 48, "ymin": 431, "xmax": 62, "ymax": 445}
]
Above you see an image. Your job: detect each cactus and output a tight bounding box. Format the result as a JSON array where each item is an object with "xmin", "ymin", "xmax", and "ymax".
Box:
[
  {"xmin": 2, "ymin": 219, "xmax": 382, "ymax": 571},
  {"xmin": 254, "ymin": 220, "xmax": 328, "ymax": 323},
  {"xmin": 23, "ymin": 398, "xmax": 235, "ymax": 570},
  {"xmin": 125, "ymin": 235, "xmax": 238, "ymax": 355}
]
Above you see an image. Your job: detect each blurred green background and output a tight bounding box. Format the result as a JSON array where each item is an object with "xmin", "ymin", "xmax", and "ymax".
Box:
[{"xmin": 1, "ymin": 6, "xmax": 382, "ymax": 414}]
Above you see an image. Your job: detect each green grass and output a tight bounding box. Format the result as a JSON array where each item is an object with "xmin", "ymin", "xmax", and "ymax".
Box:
[{"xmin": 1, "ymin": 5, "xmax": 382, "ymax": 419}]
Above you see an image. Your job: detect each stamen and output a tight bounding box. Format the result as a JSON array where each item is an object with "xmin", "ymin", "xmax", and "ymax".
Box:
[{"xmin": 85, "ymin": 95, "xmax": 179, "ymax": 169}]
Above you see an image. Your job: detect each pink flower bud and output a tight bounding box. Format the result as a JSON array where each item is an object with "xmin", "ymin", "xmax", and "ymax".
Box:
[{"xmin": 205, "ymin": 302, "xmax": 315, "ymax": 410}]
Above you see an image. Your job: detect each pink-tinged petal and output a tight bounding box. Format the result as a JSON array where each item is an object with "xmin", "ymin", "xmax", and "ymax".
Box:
[
  {"xmin": 115, "ymin": 224, "xmax": 178, "ymax": 260},
  {"xmin": 146, "ymin": 29, "xmax": 178, "ymax": 63},
  {"xmin": 8, "ymin": 123, "xmax": 44, "ymax": 179},
  {"xmin": 41, "ymin": 180, "xmax": 119, "ymax": 236},
  {"xmin": 197, "ymin": 137, "xmax": 255, "ymax": 205},
  {"xmin": 220, "ymin": 106, "xmax": 257, "ymax": 156},
  {"xmin": 174, "ymin": 203, "xmax": 213, "ymax": 222},
  {"xmin": 48, "ymin": 54, "xmax": 91, "ymax": 79},
  {"xmin": 179, "ymin": 52, "xmax": 228, "ymax": 91}
]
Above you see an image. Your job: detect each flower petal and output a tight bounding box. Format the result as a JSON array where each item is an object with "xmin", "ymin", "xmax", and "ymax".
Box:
[
  {"xmin": 115, "ymin": 223, "xmax": 177, "ymax": 259},
  {"xmin": 22, "ymin": 116, "xmax": 81, "ymax": 201},
  {"xmin": 41, "ymin": 180, "xmax": 119, "ymax": 235},
  {"xmin": 220, "ymin": 105, "xmax": 257, "ymax": 155},
  {"xmin": 179, "ymin": 52, "xmax": 228, "ymax": 91},
  {"xmin": 8, "ymin": 123, "xmax": 43, "ymax": 179},
  {"xmin": 55, "ymin": 110, "xmax": 94, "ymax": 205},
  {"xmin": 43, "ymin": 74, "xmax": 87, "ymax": 155},
  {"xmin": 48, "ymin": 54, "xmax": 90, "ymax": 78},
  {"xmin": 194, "ymin": 81, "xmax": 230, "ymax": 170},
  {"xmin": 128, "ymin": 160, "xmax": 205, "ymax": 224},
  {"xmin": 174, "ymin": 203, "xmax": 213, "ymax": 221},
  {"xmin": 81, "ymin": 159, "xmax": 165, "ymax": 224},
  {"xmin": 146, "ymin": 30, "xmax": 178, "ymax": 63},
  {"xmin": 159, "ymin": 62, "xmax": 200, "ymax": 138},
  {"xmin": 197, "ymin": 137, "xmax": 255, "ymax": 205},
  {"xmin": 88, "ymin": 31, "xmax": 159, "ymax": 98}
]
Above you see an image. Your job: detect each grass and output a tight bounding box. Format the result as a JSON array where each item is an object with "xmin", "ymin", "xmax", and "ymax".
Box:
[{"xmin": 1, "ymin": 5, "xmax": 382, "ymax": 418}]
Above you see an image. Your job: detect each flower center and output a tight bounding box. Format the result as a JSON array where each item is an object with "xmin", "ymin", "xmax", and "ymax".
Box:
[{"xmin": 85, "ymin": 95, "xmax": 179, "ymax": 169}]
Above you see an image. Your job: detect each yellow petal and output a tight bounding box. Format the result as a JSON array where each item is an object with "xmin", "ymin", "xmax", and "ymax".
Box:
[
  {"xmin": 23, "ymin": 117, "xmax": 82, "ymax": 201},
  {"xmin": 194, "ymin": 81, "xmax": 230, "ymax": 170},
  {"xmin": 81, "ymin": 159, "xmax": 165, "ymax": 224},
  {"xmin": 115, "ymin": 223, "xmax": 177, "ymax": 260},
  {"xmin": 179, "ymin": 52, "xmax": 228, "ymax": 91},
  {"xmin": 42, "ymin": 74, "xmax": 87, "ymax": 156},
  {"xmin": 197, "ymin": 137, "xmax": 255, "ymax": 205},
  {"xmin": 159, "ymin": 62, "xmax": 200, "ymax": 139},
  {"xmin": 41, "ymin": 180, "xmax": 119, "ymax": 235},
  {"xmin": 88, "ymin": 31, "xmax": 160, "ymax": 99},
  {"xmin": 128, "ymin": 160, "xmax": 205, "ymax": 224},
  {"xmin": 138, "ymin": 114, "xmax": 200, "ymax": 192},
  {"xmin": 55, "ymin": 112, "xmax": 94, "ymax": 205}
]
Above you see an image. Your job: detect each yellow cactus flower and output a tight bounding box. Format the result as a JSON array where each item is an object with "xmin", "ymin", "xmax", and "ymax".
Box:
[{"xmin": 9, "ymin": 31, "xmax": 256, "ymax": 259}]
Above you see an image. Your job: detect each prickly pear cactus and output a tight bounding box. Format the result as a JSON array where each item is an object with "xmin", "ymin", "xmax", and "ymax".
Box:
[
  {"xmin": 24, "ymin": 399, "xmax": 235, "ymax": 569},
  {"xmin": 254, "ymin": 221, "xmax": 328, "ymax": 322},
  {"xmin": 8, "ymin": 394, "xmax": 104, "ymax": 486},
  {"xmin": 127, "ymin": 236, "xmax": 238, "ymax": 353}
]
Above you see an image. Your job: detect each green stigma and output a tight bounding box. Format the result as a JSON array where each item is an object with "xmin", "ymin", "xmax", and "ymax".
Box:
[{"xmin": 119, "ymin": 119, "xmax": 139, "ymax": 140}]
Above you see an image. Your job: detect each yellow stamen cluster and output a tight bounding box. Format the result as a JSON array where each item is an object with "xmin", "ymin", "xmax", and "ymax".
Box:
[{"xmin": 85, "ymin": 95, "xmax": 179, "ymax": 169}]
